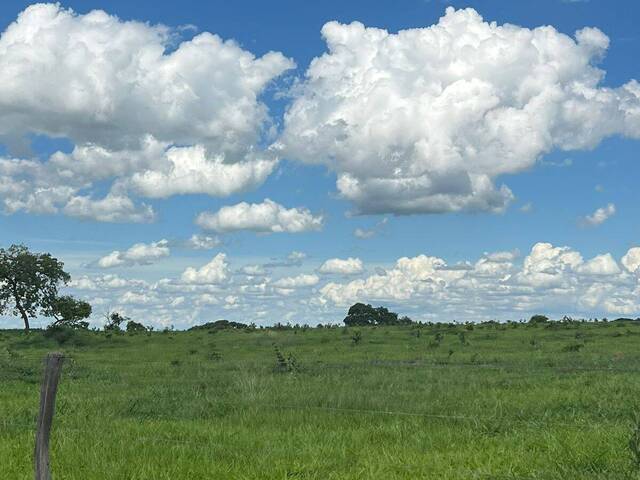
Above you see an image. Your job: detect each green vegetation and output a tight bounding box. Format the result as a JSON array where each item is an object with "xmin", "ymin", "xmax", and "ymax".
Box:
[{"xmin": 2, "ymin": 319, "xmax": 640, "ymax": 479}]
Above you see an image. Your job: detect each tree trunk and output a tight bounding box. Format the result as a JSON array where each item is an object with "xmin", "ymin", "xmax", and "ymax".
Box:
[
  {"xmin": 11, "ymin": 282, "xmax": 30, "ymax": 332},
  {"xmin": 18, "ymin": 305, "xmax": 30, "ymax": 332}
]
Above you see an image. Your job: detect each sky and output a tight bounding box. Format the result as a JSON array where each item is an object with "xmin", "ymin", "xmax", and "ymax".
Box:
[{"xmin": 0, "ymin": 0, "xmax": 639, "ymax": 329}]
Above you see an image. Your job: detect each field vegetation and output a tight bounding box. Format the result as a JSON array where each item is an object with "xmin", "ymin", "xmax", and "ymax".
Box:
[{"xmin": 2, "ymin": 317, "xmax": 640, "ymax": 478}]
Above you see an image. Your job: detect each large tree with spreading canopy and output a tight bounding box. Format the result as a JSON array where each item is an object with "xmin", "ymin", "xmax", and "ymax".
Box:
[{"xmin": 0, "ymin": 244, "xmax": 88, "ymax": 332}]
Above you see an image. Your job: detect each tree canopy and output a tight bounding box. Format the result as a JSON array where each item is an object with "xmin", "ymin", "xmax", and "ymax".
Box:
[
  {"xmin": 343, "ymin": 303, "xmax": 413, "ymax": 326},
  {"xmin": 49, "ymin": 295, "xmax": 92, "ymax": 329},
  {"xmin": 0, "ymin": 244, "xmax": 72, "ymax": 331}
]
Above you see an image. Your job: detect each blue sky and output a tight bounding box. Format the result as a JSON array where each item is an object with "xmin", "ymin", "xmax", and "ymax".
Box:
[{"xmin": 0, "ymin": 1, "xmax": 639, "ymax": 328}]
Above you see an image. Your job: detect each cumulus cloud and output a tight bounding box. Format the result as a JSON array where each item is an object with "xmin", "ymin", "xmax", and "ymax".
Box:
[
  {"xmin": 52, "ymin": 242, "xmax": 640, "ymax": 331},
  {"xmin": 280, "ymin": 8, "xmax": 640, "ymax": 215},
  {"xmin": 96, "ymin": 240, "xmax": 170, "ymax": 268},
  {"xmin": 181, "ymin": 253, "xmax": 229, "ymax": 284},
  {"xmin": 582, "ymin": 203, "xmax": 616, "ymax": 226},
  {"xmin": 0, "ymin": 4, "xmax": 294, "ymax": 220},
  {"xmin": 63, "ymin": 192, "xmax": 156, "ymax": 223},
  {"xmin": 319, "ymin": 242, "xmax": 640, "ymax": 318},
  {"xmin": 622, "ymin": 248, "xmax": 640, "ymax": 274},
  {"xmin": 186, "ymin": 234, "xmax": 221, "ymax": 250},
  {"xmin": 195, "ymin": 199, "xmax": 323, "ymax": 233},
  {"xmin": 319, "ymin": 257, "xmax": 364, "ymax": 275},
  {"xmin": 273, "ymin": 274, "xmax": 320, "ymax": 288},
  {"xmin": 578, "ymin": 253, "xmax": 621, "ymax": 276}
]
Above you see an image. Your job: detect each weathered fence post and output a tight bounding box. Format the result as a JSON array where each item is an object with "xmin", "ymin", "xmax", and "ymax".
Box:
[{"xmin": 34, "ymin": 352, "xmax": 64, "ymax": 480}]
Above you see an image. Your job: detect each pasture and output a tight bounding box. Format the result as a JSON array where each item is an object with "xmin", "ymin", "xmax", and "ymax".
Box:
[{"xmin": 2, "ymin": 320, "xmax": 640, "ymax": 479}]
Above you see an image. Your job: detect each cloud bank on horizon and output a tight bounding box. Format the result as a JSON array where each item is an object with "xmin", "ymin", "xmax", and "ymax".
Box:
[
  {"xmin": 58, "ymin": 241, "xmax": 640, "ymax": 329},
  {"xmin": 0, "ymin": 3, "xmax": 638, "ymax": 327}
]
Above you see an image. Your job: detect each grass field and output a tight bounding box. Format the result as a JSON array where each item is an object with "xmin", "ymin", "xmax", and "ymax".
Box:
[{"xmin": 2, "ymin": 320, "xmax": 640, "ymax": 479}]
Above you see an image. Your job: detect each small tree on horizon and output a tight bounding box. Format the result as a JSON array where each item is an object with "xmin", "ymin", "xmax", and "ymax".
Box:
[
  {"xmin": 0, "ymin": 244, "xmax": 72, "ymax": 332},
  {"xmin": 49, "ymin": 295, "xmax": 92, "ymax": 329}
]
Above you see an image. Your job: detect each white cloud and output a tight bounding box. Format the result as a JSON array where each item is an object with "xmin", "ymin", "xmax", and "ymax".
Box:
[
  {"xmin": 354, "ymin": 228, "xmax": 375, "ymax": 239},
  {"xmin": 319, "ymin": 242, "xmax": 640, "ymax": 318},
  {"xmin": 181, "ymin": 253, "xmax": 229, "ymax": 284},
  {"xmin": 273, "ymin": 274, "xmax": 320, "ymax": 288},
  {"xmin": 196, "ymin": 199, "xmax": 323, "ymax": 233},
  {"xmin": 516, "ymin": 242, "xmax": 583, "ymax": 288},
  {"xmin": 582, "ymin": 203, "xmax": 616, "ymax": 226},
  {"xmin": 354, "ymin": 217, "xmax": 389, "ymax": 239},
  {"xmin": 0, "ymin": 4, "xmax": 294, "ymax": 220},
  {"xmin": 119, "ymin": 291, "xmax": 156, "ymax": 305},
  {"xmin": 242, "ymin": 265, "xmax": 266, "ymax": 275},
  {"xmin": 96, "ymin": 240, "xmax": 170, "ymax": 268},
  {"xmin": 62, "ymin": 192, "xmax": 156, "ymax": 223},
  {"xmin": 57, "ymin": 242, "xmax": 640, "ymax": 331},
  {"xmin": 280, "ymin": 8, "xmax": 640, "ymax": 215},
  {"xmin": 319, "ymin": 257, "xmax": 364, "ymax": 275},
  {"xmin": 129, "ymin": 145, "xmax": 277, "ymax": 198},
  {"xmin": 186, "ymin": 234, "xmax": 221, "ymax": 250},
  {"xmin": 320, "ymin": 255, "xmax": 461, "ymax": 304},
  {"xmin": 622, "ymin": 247, "xmax": 640, "ymax": 274},
  {"xmin": 520, "ymin": 202, "xmax": 534, "ymax": 213},
  {"xmin": 578, "ymin": 253, "xmax": 621, "ymax": 276}
]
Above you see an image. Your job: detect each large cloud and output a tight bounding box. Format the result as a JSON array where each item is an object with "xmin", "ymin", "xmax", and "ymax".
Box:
[
  {"xmin": 280, "ymin": 7, "xmax": 640, "ymax": 214},
  {"xmin": 196, "ymin": 199, "xmax": 324, "ymax": 233},
  {"xmin": 0, "ymin": 4, "xmax": 294, "ymax": 221}
]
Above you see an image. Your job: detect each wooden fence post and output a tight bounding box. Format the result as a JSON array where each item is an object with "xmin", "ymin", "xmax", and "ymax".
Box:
[{"xmin": 34, "ymin": 352, "xmax": 64, "ymax": 480}]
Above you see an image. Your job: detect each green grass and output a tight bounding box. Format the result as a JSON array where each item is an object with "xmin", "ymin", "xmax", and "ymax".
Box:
[{"xmin": 2, "ymin": 320, "xmax": 640, "ymax": 479}]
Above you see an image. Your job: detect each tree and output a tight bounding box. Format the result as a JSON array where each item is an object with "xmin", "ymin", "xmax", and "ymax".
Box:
[
  {"xmin": 49, "ymin": 295, "xmax": 92, "ymax": 329},
  {"xmin": 0, "ymin": 244, "xmax": 71, "ymax": 332},
  {"xmin": 104, "ymin": 311, "xmax": 129, "ymax": 332},
  {"xmin": 126, "ymin": 320, "xmax": 148, "ymax": 333},
  {"xmin": 343, "ymin": 303, "xmax": 412, "ymax": 326},
  {"xmin": 529, "ymin": 314, "xmax": 549, "ymax": 324}
]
